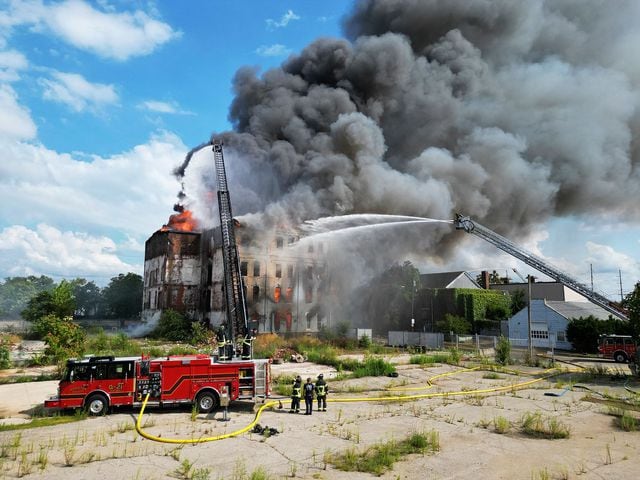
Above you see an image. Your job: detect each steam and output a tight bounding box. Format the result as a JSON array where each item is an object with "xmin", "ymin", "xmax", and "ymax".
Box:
[{"xmin": 173, "ymin": 0, "xmax": 640, "ymax": 327}]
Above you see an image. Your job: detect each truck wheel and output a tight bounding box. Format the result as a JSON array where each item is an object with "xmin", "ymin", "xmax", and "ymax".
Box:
[
  {"xmin": 614, "ymin": 352, "xmax": 627, "ymax": 363},
  {"xmin": 85, "ymin": 393, "xmax": 108, "ymax": 415},
  {"xmin": 196, "ymin": 391, "xmax": 218, "ymax": 413}
]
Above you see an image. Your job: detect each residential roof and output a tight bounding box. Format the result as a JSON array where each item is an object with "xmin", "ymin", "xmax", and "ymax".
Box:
[
  {"xmin": 545, "ymin": 301, "xmax": 622, "ymax": 321},
  {"xmin": 419, "ymin": 271, "xmax": 480, "ymax": 289}
]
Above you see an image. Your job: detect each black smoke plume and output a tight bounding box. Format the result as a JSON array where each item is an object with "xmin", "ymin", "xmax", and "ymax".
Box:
[{"xmin": 176, "ymin": 0, "xmax": 640, "ymax": 321}]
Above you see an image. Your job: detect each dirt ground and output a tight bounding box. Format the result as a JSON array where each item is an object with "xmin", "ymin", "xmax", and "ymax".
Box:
[{"xmin": 0, "ymin": 356, "xmax": 639, "ymax": 480}]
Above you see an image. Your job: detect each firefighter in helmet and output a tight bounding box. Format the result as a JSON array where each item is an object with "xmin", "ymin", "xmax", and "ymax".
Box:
[
  {"xmin": 303, "ymin": 377, "xmax": 315, "ymax": 415},
  {"xmin": 315, "ymin": 373, "xmax": 328, "ymax": 411},
  {"xmin": 289, "ymin": 375, "xmax": 301, "ymax": 413}
]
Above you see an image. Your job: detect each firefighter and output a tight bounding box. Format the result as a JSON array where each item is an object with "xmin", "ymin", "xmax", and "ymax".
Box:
[
  {"xmin": 303, "ymin": 377, "xmax": 315, "ymax": 415},
  {"xmin": 315, "ymin": 373, "xmax": 328, "ymax": 411},
  {"xmin": 216, "ymin": 326, "xmax": 228, "ymax": 360},
  {"xmin": 289, "ymin": 376, "xmax": 301, "ymax": 413}
]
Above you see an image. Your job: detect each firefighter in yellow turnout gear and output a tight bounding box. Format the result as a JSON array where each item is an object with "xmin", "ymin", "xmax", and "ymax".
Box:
[
  {"xmin": 289, "ymin": 376, "xmax": 301, "ymax": 413},
  {"xmin": 315, "ymin": 374, "xmax": 328, "ymax": 411}
]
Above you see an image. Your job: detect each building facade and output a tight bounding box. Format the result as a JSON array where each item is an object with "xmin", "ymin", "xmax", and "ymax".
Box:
[{"xmin": 141, "ymin": 225, "xmax": 329, "ymax": 334}]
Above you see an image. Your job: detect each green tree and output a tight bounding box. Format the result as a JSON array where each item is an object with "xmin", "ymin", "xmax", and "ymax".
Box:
[
  {"xmin": 71, "ymin": 278, "xmax": 103, "ymax": 317},
  {"xmin": 102, "ymin": 273, "xmax": 143, "ymax": 319},
  {"xmin": 622, "ymin": 282, "xmax": 640, "ymax": 342},
  {"xmin": 566, "ymin": 315, "xmax": 630, "ymax": 353},
  {"xmin": 0, "ymin": 276, "xmax": 54, "ymax": 318},
  {"xmin": 21, "ymin": 281, "xmax": 76, "ymax": 323},
  {"xmin": 510, "ymin": 289, "xmax": 526, "ymax": 315}
]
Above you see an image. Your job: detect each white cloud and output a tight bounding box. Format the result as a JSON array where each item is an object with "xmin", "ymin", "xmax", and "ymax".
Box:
[
  {"xmin": 3, "ymin": 0, "xmax": 179, "ymax": 61},
  {"xmin": 0, "ymin": 127, "xmax": 201, "ymax": 282},
  {"xmin": 586, "ymin": 241, "xmax": 639, "ymax": 274},
  {"xmin": 138, "ymin": 100, "xmax": 193, "ymax": 115},
  {"xmin": 0, "ymin": 224, "xmax": 140, "ymax": 281},
  {"xmin": 266, "ymin": 10, "xmax": 300, "ymax": 29},
  {"xmin": 0, "ymin": 84, "xmax": 36, "ymax": 140},
  {"xmin": 0, "ymin": 131, "xmax": 186, "ymax": 238},
  {"xmin": 0, "ymin": 49, "xmax": 27, "ymax": 81},
  {"xmin": 256, "ymin": 44, "xmax": 292, "ymax": 57},
  {"xmin": 40, "ymin": 71, "xmax": 118, "ymax": 112}
]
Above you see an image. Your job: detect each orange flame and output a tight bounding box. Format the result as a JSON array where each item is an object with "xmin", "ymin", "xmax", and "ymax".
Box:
[{"xmin": 160, "ymin": 208, "xmax": 199, "ymax": 233}]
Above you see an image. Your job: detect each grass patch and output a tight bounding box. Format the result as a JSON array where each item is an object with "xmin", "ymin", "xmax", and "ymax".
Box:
[
  {"xmin": 0, "ymin": 372, "xmax": 60, "ymax": 385},
  {"xmin": 520, "ymin": 412, "xmax": 570, "ymax": 439},
  {"xmin": 0, "ymin": 411, "xmax": 86, "ymax": 432},
  {"xmin": 482, "ymin": 372, "xmax": 503, "ymax": 380},
  {"xmin": 493, "ymin": 416, "xmax": 511, "ymax": 434},
  {"xmin": 409, "ymin": 353, "xmax": 449, "ymax": 365},
  {"xmin": 329, "ymin": 430, "xmax": 439, "ymax": 475}
]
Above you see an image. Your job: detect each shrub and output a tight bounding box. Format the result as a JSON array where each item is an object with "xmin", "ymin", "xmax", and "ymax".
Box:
[
  {"xmin": 151, "ymin": 309, "xmax": 191, "ymax": 341},
  {"xmin": 252, "ymin": 333, "xmax": 286, "ymax": 359},
  {"xmin": 358, "ymin": 334, "xmax": 372, "ymax": 349},
  {"xmin": 32, "ymin": 315, "xmax": 85, "ymax": 363},
  {"xmin": 495, "ymin": 336, "xmax": 511, "ymax": 365},
  {"xmin": 351, "ymin": 356, "xmax": 396, "ymax": 378},
  {"xmin": 0, "ymin": 343, "xmax": 11, "ymax": 370}
]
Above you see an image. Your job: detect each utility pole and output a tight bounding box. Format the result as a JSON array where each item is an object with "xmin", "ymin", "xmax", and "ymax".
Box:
[
  {"xmin": 527, "ymin": 275, "xmax": 533, "ymax": 360},
  {"xmin": 619, "ymin": 269, "xmax": 624, "ymax": 303},
  {"xmin": 411, "ymin": 278, "xmax": 416, "ymax": 331}
]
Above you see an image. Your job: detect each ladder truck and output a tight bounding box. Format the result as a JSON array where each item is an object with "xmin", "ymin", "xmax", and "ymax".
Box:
[
  {"xmin": 453, "ymin": 213, "xmax": 628, "ymax": 321},
  {"xmin": 45, "ymin": 140, "xmax": 267, "ymax": 415},
  {"xmin": 211, "ymin": 139, "xmax": 254, "ymax": 360}
]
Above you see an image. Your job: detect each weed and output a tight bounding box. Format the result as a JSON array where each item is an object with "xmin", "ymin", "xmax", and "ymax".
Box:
[
  {"xmin": 520, "ymin": 412, "xmax": 570, "ymax": 439},
  {"xmin": 482, "ymin": 372, "xmax": 502, "ymax": 380},
  {"xmin": 534, "ymin": 467, "xmax": 550, "ymax": 480},
  {"xmin": 63, "ymin": 445, "xmax": 76, "ymax": 466},
  {"xmin": 328, "ymin": 430, "xmax": 439, "ymax": 475},
  {"xmin": 494, "ymin": 416, "xmax": 511, "ymax": 434},
  {"xmin": 617, "ymin": 411, "xmax": 638, "ymax": 432},
  {"xmin": 289, "ymin": 461, "xmax": 297, "ymax": 477},
  {"xmin": 191, "ymin": 404, "xmax": 199, "ymax": 422},
  {"xmin": 249, "ymin": 466, "xmax": 273, "ymax": 480},
  {"xmin": 166, "ymin": 446, "xmax": 183, "ymax": 461},
  {"xmin": 36, "ymin": 447, "xmax": 48, "ymax": 470},
  {"xmin": 604, "ymin": 444, "xmax": 612, "ymax": 465},
  {"xmin": 17, "ymin": 450, "xmax": 32, "ymax": 477}
]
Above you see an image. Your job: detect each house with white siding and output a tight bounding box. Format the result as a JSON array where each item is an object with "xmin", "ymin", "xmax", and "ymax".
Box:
[{"xmin": 509, "ymin": 299, "xmax": 623, "ymax": 350}]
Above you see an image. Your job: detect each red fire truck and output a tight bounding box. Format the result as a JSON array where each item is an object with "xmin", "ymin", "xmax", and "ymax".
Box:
[
  {"xmin": 44, "ymin": 354, "xmax": 270, "ymax": 415},
  {"xmin": 597, "ymin": 334, "xmax": 637, "ymax": 363}
]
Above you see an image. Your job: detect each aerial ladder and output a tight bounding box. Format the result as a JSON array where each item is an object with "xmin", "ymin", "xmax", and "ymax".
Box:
[
  {"xmin": 454, "ymin": 214, "xmax": 628, "ymax": 321},
  {"xmin": 212, "ymin": 139, "xmax": 252, "ymax": 360}
]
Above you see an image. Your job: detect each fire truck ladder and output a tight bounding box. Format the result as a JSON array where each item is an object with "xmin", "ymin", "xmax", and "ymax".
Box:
[
  {"xmin": 454, "ymin": 214, "xmax": 628, "ymax": 321},
  {"xmin": 212, "ymin": 140, "xmax": 251, "ymax": 358}
]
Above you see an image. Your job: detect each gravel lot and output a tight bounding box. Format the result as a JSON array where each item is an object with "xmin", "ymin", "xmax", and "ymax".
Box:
[{"xmin": 0, "ymin": 356, "xmax": 639, "ymax": 479}]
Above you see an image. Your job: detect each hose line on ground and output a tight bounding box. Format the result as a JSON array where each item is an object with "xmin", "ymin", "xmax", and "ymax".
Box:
[{"xmin": 135, "ymin": 366, "xmax": 567, "ymax": 444}]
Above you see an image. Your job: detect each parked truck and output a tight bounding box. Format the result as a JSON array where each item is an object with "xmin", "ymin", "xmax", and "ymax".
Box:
[
  {"xmin": 44, "ymin": 354, "xmax": 270, "ymax": 415},
  {"xmin": 597, "ymin": 334, "xmax": 637, "ymax": 363}
]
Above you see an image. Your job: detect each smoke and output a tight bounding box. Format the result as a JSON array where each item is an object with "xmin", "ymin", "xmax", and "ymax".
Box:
[{"xmin": 175, "ymin": 0, "xmax": 640, "ymax": 324}]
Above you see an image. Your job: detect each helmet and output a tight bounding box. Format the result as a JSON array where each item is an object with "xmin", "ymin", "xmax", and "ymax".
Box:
[{"xmin": 318, "ymin": 374, "xmax": 323, "ymax": 379}]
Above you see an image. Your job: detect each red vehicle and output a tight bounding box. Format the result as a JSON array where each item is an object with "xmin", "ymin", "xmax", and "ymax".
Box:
[
  {"xmin": 45, "ymin": 354, "xmax": 270, "ymax": 415},
  {"xmin": 597, "ymin": 334, "xmax": 637, "ymax": 363}
]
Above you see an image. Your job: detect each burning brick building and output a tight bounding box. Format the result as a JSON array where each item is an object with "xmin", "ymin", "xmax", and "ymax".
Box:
[{"xmin": 141, "ymin": 208, "xmax": 331, "ymax": 334}]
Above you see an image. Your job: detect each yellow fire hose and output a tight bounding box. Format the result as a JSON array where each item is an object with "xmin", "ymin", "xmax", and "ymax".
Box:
[{"xmin": 135, "ymin": 365, "xmax": 568, "ymax": 444}]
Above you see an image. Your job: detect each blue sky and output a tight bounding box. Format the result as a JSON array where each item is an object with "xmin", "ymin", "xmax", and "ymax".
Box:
[{"xmin": 0, "ymin": 0, "xmax": 638, "ymax": 300}]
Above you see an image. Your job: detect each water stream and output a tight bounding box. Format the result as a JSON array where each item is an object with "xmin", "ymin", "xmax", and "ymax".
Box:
[{"xmin": 298, "ymin": 213, "xmax": 453, "ymax": 243}]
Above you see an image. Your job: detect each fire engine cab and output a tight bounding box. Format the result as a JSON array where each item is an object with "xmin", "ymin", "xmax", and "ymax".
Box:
[
  {"xmin": 44, "ymin": 354, "xmax": 270, "ymax": 415},
  {"xmin": 597, "ymin": 334, "xmax": 637, "ymax": 363}
]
